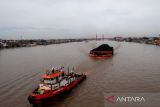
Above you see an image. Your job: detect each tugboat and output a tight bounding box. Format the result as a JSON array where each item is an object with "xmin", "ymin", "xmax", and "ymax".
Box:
[
  {"xmin": 28, "ymin": 66, "xmax": 86, "ymax": 104},
  {"xmin": 89, "ymin": 44, "xmax": 114, "ymax": 58}
]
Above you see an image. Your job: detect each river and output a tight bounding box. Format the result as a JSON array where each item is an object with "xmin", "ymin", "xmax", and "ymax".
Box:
[{"xmin": 0, "ymin": 40, "xmax": 160, "ymax": 107}]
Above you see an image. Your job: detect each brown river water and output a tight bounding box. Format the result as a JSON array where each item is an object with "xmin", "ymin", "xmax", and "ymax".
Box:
[{"xmin": 0, "ymin": 40, "xmax": 160, "ymax": 107}]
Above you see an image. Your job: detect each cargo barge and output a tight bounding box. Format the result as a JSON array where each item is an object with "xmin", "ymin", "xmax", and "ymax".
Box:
[{"xmin": 89, "ymin": 44, "xmax": 114, "ymax": 58}]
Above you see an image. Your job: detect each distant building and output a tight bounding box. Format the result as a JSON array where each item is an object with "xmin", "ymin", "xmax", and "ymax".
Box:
[
  {"xmin": 0, "ymin": 39, "xmax": 3, "ymax": 47},
  {"xmin": 114, "ymin": 37, "xmax": 124, "ymax": 41}
]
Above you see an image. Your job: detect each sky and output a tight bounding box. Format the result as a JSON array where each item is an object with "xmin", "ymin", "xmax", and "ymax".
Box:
[{"xmin": 0, "ymin": 0, "xmax": 160, "ymax": 39}]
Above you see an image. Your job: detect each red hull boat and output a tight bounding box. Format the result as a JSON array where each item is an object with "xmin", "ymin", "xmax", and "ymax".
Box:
[
  {"xmin": 89, "ymin": 44, "xmax": 114, "ymax": 59},
  {"xmin": 28, "ymin": 66, "xmax": 86, "ymax": 104}
]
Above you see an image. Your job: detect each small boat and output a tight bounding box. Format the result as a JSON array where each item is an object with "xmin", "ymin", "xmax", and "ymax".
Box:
[
  {"xmin": 89, "ymin": 44, "xmax": 114, "ymax": 58},
  {"xmin": 28, "ymin": 66, "xmax": 86, "ymax": 104}
]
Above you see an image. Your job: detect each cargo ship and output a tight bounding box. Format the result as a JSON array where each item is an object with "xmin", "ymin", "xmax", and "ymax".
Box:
[
  {"xmin": 89, "ymin": 44, "xmax": 114, "ymax": 58},
  {"xmin": 28, "ymin": 66, "xmax": 86, "ymax": 104}
]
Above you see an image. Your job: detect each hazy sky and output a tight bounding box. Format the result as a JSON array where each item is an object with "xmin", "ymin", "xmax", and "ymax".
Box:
[{"xmin": 0, "ymin": 0, "xmax": 160, "ymax": 39}]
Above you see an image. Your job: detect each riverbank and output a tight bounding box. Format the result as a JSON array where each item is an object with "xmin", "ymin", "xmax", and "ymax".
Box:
[
  {"xmin": 112, "ymin": 37, "xmax": 160, "ymax": 46},
  {"xmin": 0, "ymin": 39, "xmax": 88, "ymax": 49}
]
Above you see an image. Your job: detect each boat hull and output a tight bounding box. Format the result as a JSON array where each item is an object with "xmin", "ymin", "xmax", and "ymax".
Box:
[
  {"xmin": 89, "ymin": 53, "xmax": 113, "ymax": 59},
  {"xmin": 28, "ymin": 75, "xmax": 86, "ymax": 104},
  {"xmin": 89, "ymin": 50, "xmax": 113, "ymax": 59}
]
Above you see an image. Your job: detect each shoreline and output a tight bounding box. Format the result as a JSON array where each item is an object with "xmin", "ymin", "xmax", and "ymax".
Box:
[
  {"xmin": 111, "ymin": 37, "xmax": 160, "ymax": 46},
  {"xmin": 0, "ymin": 39, "xmax": 89, "ymax": 49}
]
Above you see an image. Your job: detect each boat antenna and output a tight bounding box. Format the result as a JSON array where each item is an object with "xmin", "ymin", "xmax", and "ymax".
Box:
[
  {"xmin": 96, "ymin": 34, "xmax": 97, "ymax": 41},
  {"xmin": 71, "ymin": 67, "xmax": 74, "ymax": 73},
  {"xmin": 68, "ymin": 66, "xmax": 70, "ymax": 74}
]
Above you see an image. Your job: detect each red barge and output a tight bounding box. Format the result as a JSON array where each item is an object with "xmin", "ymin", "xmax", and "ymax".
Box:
[
  {"xmin": 89, "ymin": 44, "xmax": 114, "ymax": 58},
  {"xmin": 28, "ymin": 66, "xmax": 86, "ymax": 104}
]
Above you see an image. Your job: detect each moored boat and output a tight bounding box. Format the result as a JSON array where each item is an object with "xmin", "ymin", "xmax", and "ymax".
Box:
[
  {"xmin": 89, "ymin": 44, "xmax": 114, "ymax": 58},
  {"xmin": 28, "ymin": 66, "xmax": 86, "ymax": 104}
]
